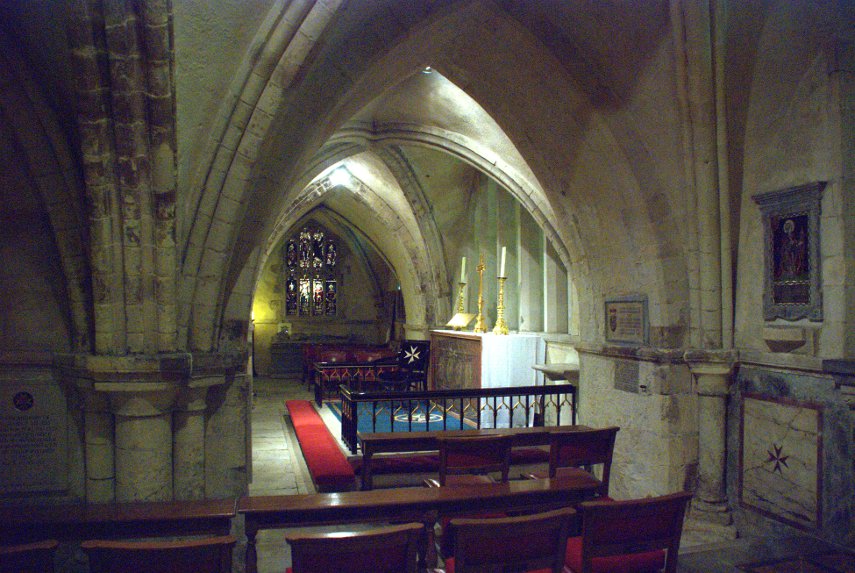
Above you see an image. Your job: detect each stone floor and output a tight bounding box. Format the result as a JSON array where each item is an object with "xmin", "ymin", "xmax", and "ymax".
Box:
[
  {"xmin": 246, "ymin": 375, "xmax": 853, "ymax": 573},
  {"xmin": 246, "ymin": 375, "xmax": 312, "ymax": 573}
]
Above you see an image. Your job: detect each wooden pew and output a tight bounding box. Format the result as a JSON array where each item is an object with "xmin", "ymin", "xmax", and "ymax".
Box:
[
  {"xmin": 239, "ymin": 474, "xmax": 600, "ymax": 573},
  {"xmin": 357, "ymin": 426, "xmax": 591, "ymax": 490},
  {"xmin": 0, "ymin": 498, "xmax": 238, "ymax": 545}
]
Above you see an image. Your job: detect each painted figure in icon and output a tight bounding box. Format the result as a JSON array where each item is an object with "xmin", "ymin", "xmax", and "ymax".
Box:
[{"xmin": 776, "ymin": 217, "xmax": 807, "ymax": 281}]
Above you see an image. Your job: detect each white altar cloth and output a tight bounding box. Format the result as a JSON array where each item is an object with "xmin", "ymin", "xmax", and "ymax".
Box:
[
  {"xmin": 431, "ymin": 330, "xmax": 545, "ymax": 427},
  {"xmin": 479, "ymin": 332, "xmax": 546, "ymax": 389}
]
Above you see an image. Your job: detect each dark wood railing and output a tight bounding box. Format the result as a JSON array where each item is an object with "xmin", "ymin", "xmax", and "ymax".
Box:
[
  {"xmin": 313, "ymin": 359, "xmax": 398, "ymax": 404},
  {"xmin": 340, "ymin": 384, "xmax": 577, "ymax": 454}
]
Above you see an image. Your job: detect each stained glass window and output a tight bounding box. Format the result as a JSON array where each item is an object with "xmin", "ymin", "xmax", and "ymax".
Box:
[
  {"xmin": 299, "ymin": 278, "xmax": 311, "ymax": 316},
  {"xmin": 285, "ymin": 225, "xmax": 337, "ymax": 317}
]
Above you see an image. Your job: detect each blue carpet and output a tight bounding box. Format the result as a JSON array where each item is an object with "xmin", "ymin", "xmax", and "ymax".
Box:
[{"xmin": 325, "ymin": 400, "xmax": 476, "ymax": 436}]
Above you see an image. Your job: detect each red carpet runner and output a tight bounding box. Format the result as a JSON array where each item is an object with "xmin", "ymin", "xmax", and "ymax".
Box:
[{"xmin": 285, "ymin": 400, "xmax": 356, "ymax": 492}]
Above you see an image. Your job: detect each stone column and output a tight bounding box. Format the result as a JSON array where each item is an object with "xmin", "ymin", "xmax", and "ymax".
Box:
[
  {"xmin": 685, "ymin": 350, "xmax": 737, "ymax": 538},
  {"xmin": 173, "ymin": 381, "xmax": 218, "ymax": 500},
  {"xmin": 82, "ymin": 390, "xmax": 115, "ymax": 503},
  {"xmin": 518, "ymin": 213, "xmax": 544, "ymax": 332},
  {"xmin": 106, "ymin": 383, "xmax": 177, "ymax": 502}
]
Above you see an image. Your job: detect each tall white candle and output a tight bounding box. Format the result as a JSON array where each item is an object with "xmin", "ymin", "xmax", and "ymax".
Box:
[
  {"xmin": 460, "ymin": 257, "xmax": 466, "ymax": 282},
  {"xmin": 500, "ymin": 246, "xmax": 506, "ymax": 277}
]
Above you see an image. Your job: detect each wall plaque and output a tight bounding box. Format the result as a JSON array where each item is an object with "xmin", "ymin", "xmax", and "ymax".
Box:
[
  {"xmin": 752, "ymin": 182, "xmax": 824, "ymax": 321},
  {"xmin": 614, "ymin": 359, "xmax": 641, "ymax": 393},
  {"xmin": 605, "ymin": 296, "xmax": 648, "ymax": 344},
  {"xmin": 0, "ymin": 380, "xmax": 68, "ymax": 493}
]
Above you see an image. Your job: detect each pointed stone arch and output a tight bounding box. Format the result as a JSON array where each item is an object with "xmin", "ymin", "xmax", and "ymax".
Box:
[
  {"xmin": 262, "ymin": 165, "xmax": 441, "ymax": 337},
  {"xmin": 0, "ymin": 31, "xmax": 91, "ymax": 351},
  {"xmin": 185, "ymin": 0, "xmax": 690, "ymax": 349}
]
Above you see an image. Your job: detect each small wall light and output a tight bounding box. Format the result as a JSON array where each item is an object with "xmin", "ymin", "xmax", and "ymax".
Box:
[{"xmin": 329, "ymin": 167, "xmax": 351, "ymax": 188}]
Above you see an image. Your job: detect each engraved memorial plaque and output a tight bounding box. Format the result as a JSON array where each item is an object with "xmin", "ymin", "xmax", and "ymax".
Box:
[
  {"xmin": 0, "ymin": 380, "xmax": 68, "ymax": 493},
  {"xmin": 614, "ymin": 360, "xmax": 640, "ymax": 393},
  {"xmin": 605, "ymin": 296, "xmax": 648, "ymax": 344}
]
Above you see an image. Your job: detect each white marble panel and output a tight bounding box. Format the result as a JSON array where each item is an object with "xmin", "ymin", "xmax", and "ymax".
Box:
[{"xmin": 740, "ymin": 394, "xmax": 821, "ymax": 529}]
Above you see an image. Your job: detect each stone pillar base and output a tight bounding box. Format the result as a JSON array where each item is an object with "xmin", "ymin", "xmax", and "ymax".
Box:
[
  {"xmin": 685, "ymin": 504, "xmax": 739, "ymax": 540},
  {"xmin": 691, "ymin": 498, "xmax": 735, "ymax": 523}
]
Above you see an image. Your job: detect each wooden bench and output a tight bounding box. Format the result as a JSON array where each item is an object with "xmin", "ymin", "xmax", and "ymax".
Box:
[
  {"xmin": 239, "ymin": 475, "xmax": 601, "ymax": 573},
  {"xmin": 0, "ymin": 498, "xmax": 237, "ymax": 545},
  {"xmin": 356, "ymin": 426, "xmax": 591, "ymax": 490}
]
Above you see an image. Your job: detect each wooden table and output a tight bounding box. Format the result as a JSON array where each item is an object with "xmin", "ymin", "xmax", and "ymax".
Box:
[
  {"xmin": 239, "ymin": 475, "xmax": 600, "ymax": 573},
  {"xmin": 0, "ymin": 498, "xmax": 238, "ymax": 544},
  {"xmin": 358, "ymin": 426, "xmax": 591, "ymax": 490}
]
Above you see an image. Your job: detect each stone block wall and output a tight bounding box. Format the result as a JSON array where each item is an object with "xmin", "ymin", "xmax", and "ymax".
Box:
[{"xmin": 578, "ymin": 347, "xmax": 697, "ymax": 499}]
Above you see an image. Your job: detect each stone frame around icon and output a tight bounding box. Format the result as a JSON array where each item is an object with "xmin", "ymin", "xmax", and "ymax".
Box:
[{"xmin": 752, "ymin": 182, "xmax": 825, "ymax": 321}]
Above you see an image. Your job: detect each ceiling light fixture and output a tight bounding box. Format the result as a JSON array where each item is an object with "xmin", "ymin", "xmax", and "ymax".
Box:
[
  {"xmin": 422, "ymin": 66, "xmax": 433, "ymax": 74},
  {"xmin": 328, "ymin": 167, "xmax": 351, "ymax": 188}
]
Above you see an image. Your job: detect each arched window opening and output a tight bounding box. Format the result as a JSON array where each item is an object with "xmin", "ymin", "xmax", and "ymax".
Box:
[{"xmin": 285, "ymin": 226, "xmax": 338, "ymax": 318}]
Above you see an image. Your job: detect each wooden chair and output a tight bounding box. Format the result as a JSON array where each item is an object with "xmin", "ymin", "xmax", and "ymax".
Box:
[
  {"xmin": 378, "ymin": 339, "xmax": 431, "ymax": 392},
  {"xmin": 564, "ymin": 491, "xmax": 692, "ymax": 573},
  {"xmin": 526, "ymin": 427, "xmax": 619, "ymax": 498},
  {"xmin": 285, "ymin": 522, "xmax": 423, "ymax": 573},
  {"xmin": 424, "ymin": 434, "xmax": 514, "ymax": 558},
  {"xmin": 0, "ymin": 539, "xmax": 58, "ymax": 573},
  {"xmin": 81, "ymin": 535, "xmax": 236, "ymax": 573},
  {"xmin": 443, "ymin": 507, "xmax": 577, "ymax": 573},
  {"xmin": 424, "ymin": 434, "xmax": 512, "ymax": 488}
]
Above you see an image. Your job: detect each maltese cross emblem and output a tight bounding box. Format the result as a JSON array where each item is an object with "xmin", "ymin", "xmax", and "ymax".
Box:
[
  {"xmin": 404, "ymin": 345, "xmax": 421, "ymax": 364},
  {"xmin": 765, "ymin": 443, "xmax": 789, "ymax": 474}
]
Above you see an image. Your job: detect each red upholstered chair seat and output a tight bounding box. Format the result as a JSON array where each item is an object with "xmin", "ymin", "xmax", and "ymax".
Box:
[
  {"xmin": 563, "ymin": 536, "xmax": 664, "ymax": 573},
  {"xmin": 563, "ymin": 492, "xmax": 692, "ymax": 573}
]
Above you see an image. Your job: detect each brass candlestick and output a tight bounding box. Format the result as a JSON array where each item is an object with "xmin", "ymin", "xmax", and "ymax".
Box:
[
  {"xmin": 492, "ymin": 277, "xmax": 509, "ymax": 335},
  {"xmin": 453, "ymin": 281, "xmax": 467, "ymax": 330},
  {"xmin": 473, "ymin": 254, "xmax": 487, "ymax": 332},
  {"xmin": 456, "ymin": 282, "xmax": 466, "ymax": 314}
]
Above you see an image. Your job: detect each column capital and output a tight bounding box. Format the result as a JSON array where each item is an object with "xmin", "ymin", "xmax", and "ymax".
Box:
[
  {"xmin": 684, "ymin": 349, "xmax": 737, "ymax": 375},
  {"xmin": 684, "ymin": 349, "xmax": 738, "ymax": 397},
  {"xmin": 56, "ymin": 351, "xmax": 232, "ymax": 411}
]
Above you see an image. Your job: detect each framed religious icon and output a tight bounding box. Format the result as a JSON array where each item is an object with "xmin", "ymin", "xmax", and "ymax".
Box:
[
  {"xmin": 605, "ymin": 295, "xmax": 648, "ymax": 344},
  {"xmin": 752, "ymin": 182, "xmax": 824, "ymax": 321}
]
